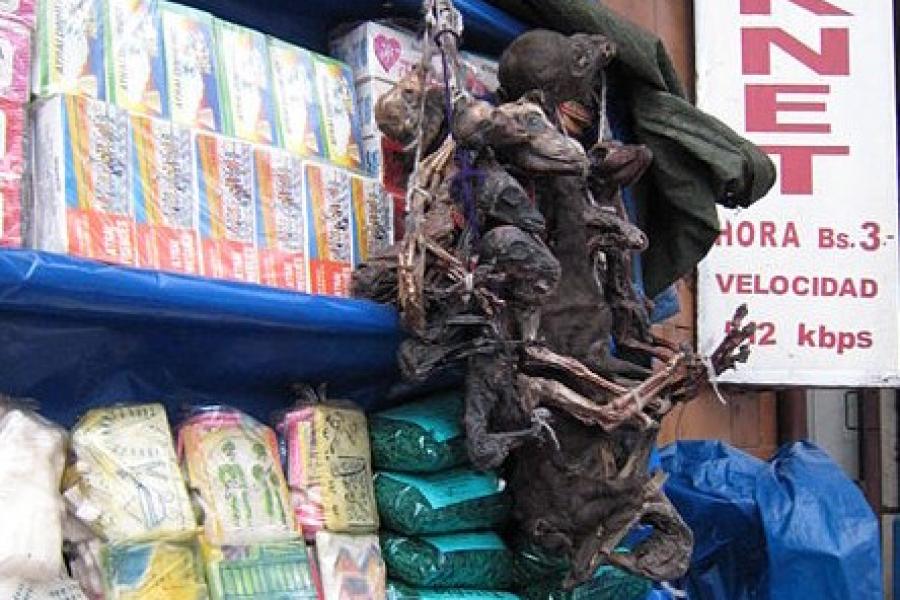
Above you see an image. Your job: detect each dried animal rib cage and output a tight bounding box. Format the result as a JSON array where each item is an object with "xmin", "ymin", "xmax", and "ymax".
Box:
[{"xmin": 352, "ymin": 16, "xmax": 757, "ymax": 590}]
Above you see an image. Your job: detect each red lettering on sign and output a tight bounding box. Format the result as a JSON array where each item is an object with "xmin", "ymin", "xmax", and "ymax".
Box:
[
  {"xmin": 742, "ymin": 28, "xmax": 850, "ymax": 75},
  {"xmin": 740, "ymin": 0, "xmax": 851, "ymax": 16},
  {"xmin": 745, "ymin": 84, "xmax": 831, "ymax": 133},
  {"xmin": 761, "ymin": 145, "xmax": 850, "ymax": 194}
]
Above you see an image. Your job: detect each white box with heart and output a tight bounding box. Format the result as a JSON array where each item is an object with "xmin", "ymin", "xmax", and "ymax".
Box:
[{"xmin": 329, "ymin": 21, "xmax": 423, "ymax": 85}]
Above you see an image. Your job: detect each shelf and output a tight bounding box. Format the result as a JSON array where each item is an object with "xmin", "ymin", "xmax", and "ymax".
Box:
[{"xmin": 0, "ymin": 250, "xmax": 401, "ymax": 426}]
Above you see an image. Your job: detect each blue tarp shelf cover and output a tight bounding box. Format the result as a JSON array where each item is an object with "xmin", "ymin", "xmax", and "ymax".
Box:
[
  {"xmin": 177, "ymin": 0, "xmax": 527, "ymax": 57},
  {"xmin": 0, "ymin": 250, "xmax": 402, "ymax": 426}
]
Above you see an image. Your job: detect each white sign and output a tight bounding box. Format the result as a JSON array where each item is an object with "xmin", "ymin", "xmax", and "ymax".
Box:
[{"xmin": 695, "ymin": 0, "xmax": 899, "ymax": 386}]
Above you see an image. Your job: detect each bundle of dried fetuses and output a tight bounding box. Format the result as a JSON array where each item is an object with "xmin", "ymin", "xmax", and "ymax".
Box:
[{"xmin": 352, "ymin": 26, "xmax": 755, "ymax": 589}]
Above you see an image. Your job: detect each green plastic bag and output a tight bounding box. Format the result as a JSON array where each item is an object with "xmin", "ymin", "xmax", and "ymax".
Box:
[
  {"xmin": 369, "ymin": 392, "xmax": 468, "ymax": 473},
  {"xmin": 387, "ymin": 580, "xmax": 522, "ymax": 599},
  {"xmin": 375, "ymin": 469, "xmax": 511, "ymax": 535},
  {"xmin": 381, "ymin": 532, "xmax": 517, "ymax": 590}
]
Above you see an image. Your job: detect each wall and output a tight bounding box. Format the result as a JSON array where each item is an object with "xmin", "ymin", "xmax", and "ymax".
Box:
[{"xmin": 600, "ymin": 0, "xmax": 779, "ymax": 459}]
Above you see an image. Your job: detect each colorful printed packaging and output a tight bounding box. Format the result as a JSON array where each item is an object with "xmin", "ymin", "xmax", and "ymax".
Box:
[
  {"xmin": 130, "ymin": 115, "xmax": 200, "ymax": 274},
  {"xmin": 101, "ymin": 540, "xmax": 208, "ymax": 600},
  {"xmin": 65, "ymin": 403, "xmax": 197, "ymax": 542},
  {"xmin": 33, "ymin": 0, "xmax": 105, "ymax": 98},
  {"xmin": 277, "ymin": 403, "xmax": 378, "ymax": 540},
  {"xmin": 0, "ymin": 175, "xmax": 20, "ymax": 247},
  {"xmin": 0, "ymin": 100, "xmax": 25, "ymax": 174},
  {"xmin": 0, "ymin": 0, "xmax": 37, "ymax": 28},
  {"xmin": 461, "ymin": 52, "xmax": 499, "ymax": 97},
  {"xmin": 361, "ymin": 134, "xmax": 408, "ymax": 193},
  {"xmin": 355, "ymin": 78, "xmax": 393, "ymax": 139},
  {"xmin": 104, "ymin": 0, "xmax": 168, "ymax": 118},
  {"xmin": 352, "ymin": 176, "xmax": 394, "ymax": 263},
  {"xmin": 31, "ymin": 95, "xmax": 136, "ymax": 265},
  {"xmin": 304, "ymin": 162, "xmax": 355, "ymax": 296},
  {"xmin": 178, "ymin": 407, "xmax": 295, "ymax": 545},
  {"xmin": 194, "ymin": 131, "xmax": 259, "ymax": 283},
  {"xmin": 160, "ymin": 2, "xmax": 220, "ymax": 131},
  {"xmin": 315, "ymin": 532, "xmax": 386, "ymax": 600},
  {"xmin": 201, "ymin": 538, "xmax": 318, "ymax": 600},
  {"xmin": 215, "ymin": 20, "xmax": 277, "ymax": 145},
  {"xmin": 268, "ymin": 37, "xmax": 324, "ymax": 158},
  {"xmin": 329, "ymin": 22, "xmax": 423, "ymax": 85},
  {"xmin": 254, "ymin": 147, "xmax": 306, "ymax": 292},
  {"xmin": 312, "ymin": 55, "xmax": 363, "ymax": 170},
  {"xmin": 0, "ymin": 17, "xmax": 30, "ymax": 103}
]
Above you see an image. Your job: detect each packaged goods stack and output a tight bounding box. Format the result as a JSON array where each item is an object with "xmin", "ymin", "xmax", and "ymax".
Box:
[
  {"xmin": 330, "ymin": 21, "xmax": 500, "ymax": 241},
  {"xmin": 62, "ymin": 403, "xmax": 206, "ymax": 599},
  {"xmin": 178, "ymin": 405, "xmax": 319, "ymax": 599},
  {"xmin": 276, "ymin": 386, "xmax": 386, "ymax": 600},
  {"xmin": 368, "ymin": 390, "xmax": 520, "ymax": 598},
  {"xmin": 0, "ymin": 399, "xmax": 87, "ymax": 596},
  {"xmin": 0, "ymin": 3, "xmax": 34, "ymax": 248},
  {"xmin": 25, "ymin": 0, "xmax": 393, "ymax": 296}
]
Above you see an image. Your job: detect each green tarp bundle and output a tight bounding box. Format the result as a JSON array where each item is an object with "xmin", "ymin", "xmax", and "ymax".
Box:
[{"xmin": 489, "ymin": 0, "xmax": 776, "ymax": 296}]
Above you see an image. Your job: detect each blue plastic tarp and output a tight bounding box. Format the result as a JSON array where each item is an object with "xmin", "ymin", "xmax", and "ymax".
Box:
[
  {"xmin": 177, "ymin": 0, "xmax": 526, "ymax": 57},
  {"xmin": 0, "ymin": 250, "xmax": 402, "ymax": 426},
  {"xmin": 660, "ymin": 440, "xmax": 883, "ymax": 600}
]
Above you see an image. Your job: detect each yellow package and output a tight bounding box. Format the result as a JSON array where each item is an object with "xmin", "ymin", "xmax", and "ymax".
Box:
[
  {"xmin": 278, "ymin": 402, "xmax": 378, "ymax": 539},
  {"xmin": 67, "ymin": 404, "xmax": 197, "ymax": 542},
  {"xmin": 178, "ymin": 407, "xmax": 295, "ymax": 545},
  {"xmin": 102, "ymin": 540, "xmax": 208, "ymax": 600}
]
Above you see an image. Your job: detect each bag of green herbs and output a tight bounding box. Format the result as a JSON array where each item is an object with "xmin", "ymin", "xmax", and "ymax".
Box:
[
  {"xmin": 369, "ymin": 392, "xmax": 468, "ymax": 473},
  {"xmin": 381, "ymin": 532, "xmax": 517, "ymax": 590},
  {"xmin": 387, "ymin": 580, "xmax": 522, "ymax": 599},
  {"xmin": 374, "ymin": 469, "xmax": 511, "ymax": 535}
]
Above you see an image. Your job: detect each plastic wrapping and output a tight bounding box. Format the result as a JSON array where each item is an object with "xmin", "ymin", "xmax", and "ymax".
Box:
[
  {"xmin": 374, "ymin": 469, "xmax": 510, "ymax": 536},
  {"xmin": 0, "ymin": 578, "xmax": 89, "ymax": 600},
  {"xmin": 31, "ymin": 94, "xmax": 136, "ymax": 265},
  {"xmin": 0, "ymin": 101, "xmax": 25, "ymax": 175},
  {"xmin": 0, "ymin": 17, "xmax": 29, "ymax": 103},
  {"xmin": 0, "ymin": 0, "xmax": 36, "ymax": 28},
  {"xmin": 278, "ymin": 400, "xmax": 378, "ymax": 540},
  {"xmin": 521, "ymin": 565, "xmax": 651, "ymax": 600},
  {"xmin": 101, "ymin": 540, "xmax": 208, "ymax": 600},
  {"xmin": 254, "ymin": 147, "xmax": 307, "ymax": 292},
  {"xmin": 67, "ymin": 537, "xmax": 105, "ymax": 600},
  {"xmin": 353, "ymin": 177, "xmax": 394, "ymax": 263},
  {"xmin": 0, "ymin": 175, "xmax": 22, "ymax": 247},
  {"xmin": 130, "ymin": 115, "xmax": 200, "ymax": 274},
  {"xmin": 354, "ymin": 78, "xmax": 394, "ymax": 139},
  {"xmin": 312, "ymin": 55, "xmax": 362, "ymax": 170},
  {"xmin": 386, "ymin": 581, "xmax": 520, "ymax": 600},
  {"xmin": 194, "ymin": 131, "xmax": 259, "ymax": 284},
  {"xmin": 369, "ymin": 391, "xmax": 467, "ymax": 473},
  {"xmin": 179, "ymin": 406, "xmax": 295, "ymax": 545},
  {"xmin": 65, "ymin": 403, "xmax": 196, "ymax": 542},
  {"xmin": 215, "ymin": 20, "xmax": 277, "ymax": 145},
  {"xmin": 268, "ymin": 38, "xmax": 324, "ymax": 158},
  {"xmin": 314, "ymin": 532, "xmax": 386, "ymax": 600},
  {"xmin": 0, "ymin": 400, "xmax": 67, "ymax": 580},
  {"xmin": 33, "ymin": 0, "xmax": 105, "ymax": 98},
  {"xmin": 201, "ymin": 538, "xmax": 317, "ymax": 600},
  {"xmin": 304, "ymin": 162, "xmax": 355, "ymax": 296},
  {"xmin": 380, "ymin": 532, "xmax": 516, "ymax": 590},
  {"xmin": 104, "ymin": 0, "xmax": 167, "ymax": 118},
  {"xmin": 329, "ymin": 22, "xmax": 424, "ymax": 85},
  {"xmin": 160, "ymin": 2, "xmax": 220, "ymax": 132}
]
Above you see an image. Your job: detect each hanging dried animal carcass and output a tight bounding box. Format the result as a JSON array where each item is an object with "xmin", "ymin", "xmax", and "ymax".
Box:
[{"xmin": 353, "ymin": 14, "xmax": 757, "ymax": 590}]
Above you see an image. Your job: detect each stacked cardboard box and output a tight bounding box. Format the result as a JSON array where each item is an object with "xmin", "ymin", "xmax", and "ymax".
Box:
[
  {"xmin": 330, "ymin": 21, "xmax": 499, "ymax": 242},
  {"xmin": 25, "ymin": 1, "xmax": 392, "ymax": 297}
]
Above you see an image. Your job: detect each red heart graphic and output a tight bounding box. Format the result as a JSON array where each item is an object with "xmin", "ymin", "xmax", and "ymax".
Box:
[{"xmin": 373, "ymin": 34, "xmax": 401, "ymax": 73}]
